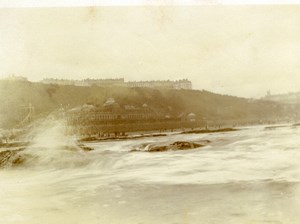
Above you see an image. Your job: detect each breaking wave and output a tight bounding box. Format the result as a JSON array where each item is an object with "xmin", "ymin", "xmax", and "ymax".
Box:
[
  {"xmin": 3, "ymin": 121, "xmax": 300, "ymax": 185},
  {"xmin": 2, "ymin": 123, "xmax": 300, "ymax": 223}
]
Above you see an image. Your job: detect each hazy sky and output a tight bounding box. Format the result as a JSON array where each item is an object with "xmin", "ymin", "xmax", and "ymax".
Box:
[{"xmin": 0, "ymin": 5, "xmax": 299, "ymax": 98}]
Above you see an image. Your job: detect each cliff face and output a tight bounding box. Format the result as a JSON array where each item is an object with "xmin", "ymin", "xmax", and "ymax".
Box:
[{"xmin": 0, "ymin": 80, "xmax": 284, "ymax": 128}]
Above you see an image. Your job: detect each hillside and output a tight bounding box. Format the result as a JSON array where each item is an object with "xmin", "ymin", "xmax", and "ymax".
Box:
[{"xmin": 0, "ymin": 80, "xmax": 285, "ymax": 129}]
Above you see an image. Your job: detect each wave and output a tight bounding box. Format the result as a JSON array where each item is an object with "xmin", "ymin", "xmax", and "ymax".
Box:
[
  {"xmin": 3, "ymin": 122, "xmax": 300, "ymax": 186},
  {"xmin": 0, "ymin": 119, "xmax": 92, "ymax": 168}
]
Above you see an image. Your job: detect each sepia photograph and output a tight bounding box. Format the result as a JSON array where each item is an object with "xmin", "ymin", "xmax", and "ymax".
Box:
[{"xmin": 1, "ymin": 0, "xmax": 300, "ymax": 223}]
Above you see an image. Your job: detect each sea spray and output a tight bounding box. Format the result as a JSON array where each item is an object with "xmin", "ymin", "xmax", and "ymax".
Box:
[{"xmin": 17, "ymin": 118, "xmax": 90, "ymax": 168}]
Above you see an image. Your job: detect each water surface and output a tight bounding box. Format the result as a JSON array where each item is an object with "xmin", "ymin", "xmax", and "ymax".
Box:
[{"xmin": 1, "ymin": 123, "xmax": 300, "ymax": 223}]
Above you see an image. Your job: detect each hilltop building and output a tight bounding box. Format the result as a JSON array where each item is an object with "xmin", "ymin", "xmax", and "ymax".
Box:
[
  {"xmin": 41, "ymin": 78, "xmax": 124, "ymax": 87},
  {"xmin": 127, "ymin": 79, "xmax": 192, "ymax": 89},
  {"xmin": 262, "ymin": 92, "xmax": 300, "ymax": 105},
  {"xmin": 262, "ymin": 92, "xmax": 300, "ymax": 120},
  {"xmin": 41, "ymin": 78, "xmax": 192, "ymax": 90},
  {"xmin": 83, "ymin": 78, "xmax": 125, "ymax": 87}
]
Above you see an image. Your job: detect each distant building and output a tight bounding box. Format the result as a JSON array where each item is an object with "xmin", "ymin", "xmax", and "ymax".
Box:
[
  {"xmin": 67, "ymin": 98, "xmax": 164, "ymax": 126},
  {"xmin": 126, "ymin": 79, "xmax": 192, "ymax": 89},
  {"xmin": 41, "ymin": 78, "xmax": 124, "ymax": 87},
  {"xmin": 83, "ymin": 78, "xmax": 125, "ymax": 87},
  {"xmin": 41, "ymin": 78, "xmax": 192, "ymax": 90},
  {"xmin": 263, "ymin": 92, "xmax": 300, "ymax": 105},
  {"xmin": 178, "ymin": 112, "xmax": 197, "ymax": 122},
  {"xmin": 186, "ymin": 113, "xmax": 196, "ymax": 122}
]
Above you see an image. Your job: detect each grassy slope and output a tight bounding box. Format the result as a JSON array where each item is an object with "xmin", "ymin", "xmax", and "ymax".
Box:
[{"xmin": 0, "ymin": 80, "xmax": 283, "ymax": 128}]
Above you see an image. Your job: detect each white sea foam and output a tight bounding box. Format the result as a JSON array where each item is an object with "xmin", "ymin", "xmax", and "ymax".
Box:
[{"xmin": 2, "ymin": 124, "xmax": 300, "ymax": 223}]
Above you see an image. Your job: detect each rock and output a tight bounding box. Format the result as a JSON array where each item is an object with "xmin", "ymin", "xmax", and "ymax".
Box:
[
  {"xmin": 132, "ymin": 140, "xmax": 205, "ymax": 152},
  {"xmin": 170, "ymin": 141, "xmax": 203, "ymax": 150},
  {"xmin": 0, "ymin": 148, "xmax": 25, "ymax": 168},
  {"xmin": 77, "ymin": 144, "xmax": 94, "ymax": 151},
  {"xmin": 148, "ymin": 145, "xmax": 169, "ymax": 152}
]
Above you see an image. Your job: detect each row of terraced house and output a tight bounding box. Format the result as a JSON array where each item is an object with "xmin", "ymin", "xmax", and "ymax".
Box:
[{"xmin": 41, "ymin": 78, "xmax": 192, "ymax": 90}]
